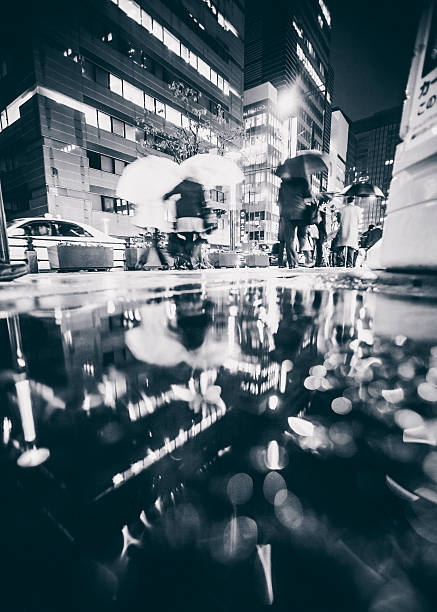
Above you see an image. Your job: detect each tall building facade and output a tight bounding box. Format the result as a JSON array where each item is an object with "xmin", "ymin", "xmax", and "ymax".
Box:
[
  {"xmin": 241, "ymin": 83, "xmax": 282, "ymax": 246},
  {"xmin": 328, "ymin": 108, "xmax": 350, "ymax": 193},
  {"xmin": 351, "ymin": 106, "xmax": 402, "ymax": 196},
  {"xmin": 345, "ymin": 106, "xmax": 402, "ymax": 229},
  {"xmin": 0, "ymin": 0, "xmax": 244, "ymax": 240},
  {"xmin": 244, "ymin": 0, "xmax": 334, "ymax": 192}
]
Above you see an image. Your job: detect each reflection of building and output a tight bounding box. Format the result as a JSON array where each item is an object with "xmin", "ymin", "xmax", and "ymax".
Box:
[
  {"xmin": 241, "ymin": 83, "xmax": 282, "ymax": 246},
  {"xmin": 328, "ymin": 108, "xmax": 350, "ymax": 193},
  {"xmin": 244, "ymin": 0, "xmax": 334, "ymax": 192},
  {"xmin": 351, "ymin": 107, "xmax": 402, "ymax": 197},
  {"xmin": 0, "ymin": 0, "xmax": 244, "ymax": 240}
]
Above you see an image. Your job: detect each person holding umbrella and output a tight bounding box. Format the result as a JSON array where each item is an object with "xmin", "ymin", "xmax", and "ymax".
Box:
[
  {"xmin": 337, "ymin": 196, "xmax": 362, "ymax": 267},
  {"xmin": 276, "ymin": 172, "xmax": 312, "ymax": 268},
  {"xmin": 276, "ymin": 150, "xmax": 329, "ymax": 268},
  {"xmin": 164, "ymin": 177, "xmax": 207, "ymax": 269}
]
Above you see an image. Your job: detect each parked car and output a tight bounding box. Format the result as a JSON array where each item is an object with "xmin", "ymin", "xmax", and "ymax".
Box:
[{"xmin": 7, "ymin": 218, "xmax": 126, "ymax": 271}]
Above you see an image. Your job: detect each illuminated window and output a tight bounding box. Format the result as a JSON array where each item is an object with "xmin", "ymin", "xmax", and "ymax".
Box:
[
  {"xmin": 152, "ymin": 20, "xmax": 163, "ymax": 41},
  {"xmin": 125, "ymin": 124, "xmax": 136, "ymax": 141},
  {"xmin": 163, "ymin": 29, "xmax": 180, "ymax": 55},
  {"xmin": 97, "ymin": 111, "xmax": 111, "ymax": 131},
  {"xmin": 165, "ymin": 105, "xmax": 182, "ymax": 126},
  {"xmin": 318, "ymin": 0, "xmax": 331, "ymax": 26},
  {"xmin": 109, "ymin": 74, "xmax": 123, "ymax": 96},
  {"xmin": 318, "ymin": 15, "xmax": 324, "ymax": 28},
  {"xmin": 123, "ymin": 81, "xmax": 143, "ymax": 106},
  {"xmin": 144, "ymin": 93, "xmax": 155, "ymax": 112},
  {"xmin": 198, "ymin": 57, "xmax": 210, "ymax": 80},
  {"xmin": 141, "ymin": 9, "xmax": 152, "ymax": 31}
]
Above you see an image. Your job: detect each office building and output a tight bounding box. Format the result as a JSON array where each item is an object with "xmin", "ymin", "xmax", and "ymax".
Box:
[
  {"xmin": 328, "ymin": 108, "xmax": 350, "ymax": 193},
  {"xmin": 347, "ymin": 106, "xmax": 402, "ymax": 228},
  {"xmin": 241, "ymin": 82, "xmax": 282, "ymax": 246},
  {"xmin": 0, "ymin": 0, "xmax": 244, "ymax": 241},
  {"xmin": 352, "ymin": 106, "xmax": 402, "ymax": 196},
  {"xmin": 244, "ymin": 0, "xmax": 334, "ymax": 192}
]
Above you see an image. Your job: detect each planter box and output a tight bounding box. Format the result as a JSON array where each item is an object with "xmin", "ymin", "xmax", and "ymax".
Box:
[
  {"xmin": 48, "ymin": 245, "xmax": 114, "ymax": 271},
  {"xmin": 245, "ymin": 254, "xmax": 270, "ymax": 267},
  {"xmin": 209, "ymin": 252, "xmax": 240, "ymax": 268},
  {"xmin": 125, "ymin": 247, "xmax": 143, "ymax": 270}
]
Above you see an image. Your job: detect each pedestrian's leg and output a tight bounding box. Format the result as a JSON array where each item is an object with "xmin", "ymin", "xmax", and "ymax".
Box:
[
  {"xmin": 278, "ymin": 241, "xmax": 285, "ymax": 267},
  {"xmin": 284, "ymin": 221, "xmax": 298, "ymax": 268},
  {"xmin": 346, "ymin": 247, "xmax": 356, "ymax": 268},
  {"xmin": 315, "ymin": 239, "xmax": 323, "ymax": 267}
]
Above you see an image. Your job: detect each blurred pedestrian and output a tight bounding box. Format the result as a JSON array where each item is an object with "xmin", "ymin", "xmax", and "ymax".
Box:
[
  {"xmin": 277, "ymin": 174, "xmax": 312, "ymax": 268},
  {"xmin": 164, "ymin": 177, "xmax": 207, "ymax": 269},
  {"xmin": 337, "ymin": 197, "xmax": 361, "ymax": 267}
]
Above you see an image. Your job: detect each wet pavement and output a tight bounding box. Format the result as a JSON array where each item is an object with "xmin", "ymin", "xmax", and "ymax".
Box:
[{"xmin": 1, "ymin": 268, "xmax": 437, "ymax": 612}]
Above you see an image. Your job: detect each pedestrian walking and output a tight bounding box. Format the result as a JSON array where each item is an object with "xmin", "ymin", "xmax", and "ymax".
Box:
[
  {"xmin": 337, "ymin": 197, "xmax": 362, "ymax": 267},
  {"xmin": 277, "ymin": 175, "xmax": 312, "ymax": 268},
  {"xmin": 164, "ymin": 177, "xmax": 207, "ymax": 269}
]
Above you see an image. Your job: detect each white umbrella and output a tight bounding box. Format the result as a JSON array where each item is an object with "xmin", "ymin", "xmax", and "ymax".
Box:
[
  {"xmin": 116, "ymin": 156, "xmax": 183, "ymax": 203},
  {"xmin": 180, "ymin": 154, "xmax": 244, "ymax": 186}
]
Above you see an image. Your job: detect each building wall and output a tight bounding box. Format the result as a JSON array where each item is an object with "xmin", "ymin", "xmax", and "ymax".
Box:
[
  {"xmin": 245, "ymin": 0, "xmax": 334, "ymax": 192},
  {"xmin": 352, "ymin": 106, "xmax": 402, "ymax": 196},
  {"xmin": 328, "ymin": 108, "xmax": 349, "ymax": 193},
  {"xmin": 0, "ymin": 0, "xmax": 244, "ymax": 242},
  {"xmin": 242, "ymin": 83, "xmax": 282, "ymax": 246}
]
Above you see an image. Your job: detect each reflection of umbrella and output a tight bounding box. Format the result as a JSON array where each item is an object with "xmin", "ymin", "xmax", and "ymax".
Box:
[
  {"xmin": 180, "ymin": 154, "xmax": 244, "ymax": 186},
  {"xmin": 116, "ymin": 156, "xmax": 183, "ymax": 203},
  {"xmin": 276, "ymin": 150, "xmax": 329, "ymax": 179},
  {"xmin": 340, "ymin": 182, "xmax": 385, "ymax": 198}
]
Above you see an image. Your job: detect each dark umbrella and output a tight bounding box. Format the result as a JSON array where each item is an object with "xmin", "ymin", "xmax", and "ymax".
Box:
[
  {"xmin": 339, "ymin": 182, "xmax": 385, "ymax": 198},
  {"xmin": 276, "ymin": 150, "xmax": 329, "ymax": 179}
]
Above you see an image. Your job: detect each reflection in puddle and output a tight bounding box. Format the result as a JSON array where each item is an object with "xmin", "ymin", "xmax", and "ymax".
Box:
[{"xmin": 1, "ymin": 278, "xmax": 437, "ymax": 610}]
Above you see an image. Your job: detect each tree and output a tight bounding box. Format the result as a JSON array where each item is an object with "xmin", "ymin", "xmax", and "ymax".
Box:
[{"xmin": 137, "ymin": 81, "xmax": 244, "ymax": 163}]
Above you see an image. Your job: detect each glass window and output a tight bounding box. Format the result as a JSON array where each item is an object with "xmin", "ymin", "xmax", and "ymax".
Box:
[
  {"xmin": 125, "ymin": 124, "xmax": 136, "ymax": 141},
  {"xmin": 180, "ymin": 45, "xmax": 189, "ymax": 63},
  {"xmin": 101, "ymin": 155, "xmax": 114, "ymax": 172},
  {"xmin": 163, "ymin": 29, "xmax": 180, "ymax": 55},
  {"xmin": 82, "ymin": 59, "xmax": 95, "ymax": 80},
  {"xmin": 198, "ymin": 57, "xmax": 210, "ymax": 80},
  {"xmin": 125, "ymin": 0, "xmax": 141, "ymax": 23},
  {"xmin": 7, "ymin": 101, "xmax": 20, "ymax": 124},
  {"xmin": 87, "ymin": 151, "xmax": 101, "ymax": 169},
  {"xmin": 165, "ymin": 105, "xmax": 181, "ymax": 126},
  {"xmin": 210, "ymin": 69, "xmax": 218, "ymax": 86},
  {"xmin": 54, "ymin": 221, "xmax": 92, "ymax": 237},
  {"xmin": 111, "ymin": 117, "xmax": 125, "ymax": 136},
  {"xmin": 95, "ymin": 66, "xmax": 109, "ymax": 88},
  {"xmin": 123, "ymin": 81, "xmax": 143, "ymax": 106},
  {"xmin": 223, "ymin": 81, "xmax": 230, "ymax": 96},
  {"xmin": 109, "ymin": 74, "xmax": 123, "ymax": 96},
  {"xmin": 144, "ymin": 93, "xmax": 155, "ymax": 112},
  {"xmin": 83, "ymin": 106, "xmax": 98, "ymax": 127},
  {"xmin": 217, "ymin": 75, "xmax": 224, "ymax": 91},
  {"xmin": 22, "ymin": 221, "xmax": 53, "ymax": 237},
  {"xmin": 97, "ymin": 111, "xmax": 111, "ymax": 131},
  {"xmin": 152, "ymin": 20, "xmax": 163, "ymax": 41},
  {"xmin": 102, "ymin": 196, "xmax": 115, "ymax": 212},
  {"xmin": 114, "ymin": 159, "xmax": 126, "ymax": 175},
  {"xmin": 189, "ymin": 51, "xmax": 198, "ymax": 70},
  {"xmin": 0, "ymin": 110, "xmax": 7, "ymax": 130},
  {"xmin": 155, "ymin": 100, "xmax": 165, "ymax": 117},
  {"xmin": 141, "ymin": 9, "xmax": 152, "ymax": 31}
]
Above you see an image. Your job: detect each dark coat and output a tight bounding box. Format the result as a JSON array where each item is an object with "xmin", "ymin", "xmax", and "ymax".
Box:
[
  {"xmin": 164, "ymin": 179, "xmax": 205, "ymax": 219},
  {"xmin": 278, "ymin": 178, "xmax": 312, "ymax": 221}
]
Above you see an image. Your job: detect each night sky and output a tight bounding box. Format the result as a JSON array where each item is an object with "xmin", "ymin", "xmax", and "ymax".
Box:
[{"xmin": 329, "ymin": 0, "xmax": 425, "ymax": 120}]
